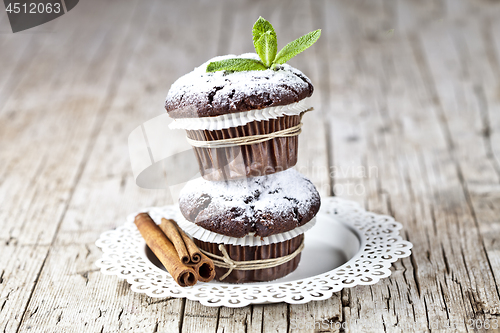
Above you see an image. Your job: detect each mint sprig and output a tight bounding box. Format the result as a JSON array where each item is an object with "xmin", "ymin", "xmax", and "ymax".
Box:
[
  {"xmin": 252, "ymin": 16, "xmax": 275, "ymax": 45},
  {"xmin": 206, "ymin": 58, "xmax": 267, "ymax": 72},
  {"xmin": 255, "ymin": 30, "xmax": 278, "ymax": 68},
  {"xmin": 273, "ymin": 29, "xmax": 321, "ymax": 65},
  {"xmin": 206, "ymin": 17, "xmax": 321, "ymax": 73}
]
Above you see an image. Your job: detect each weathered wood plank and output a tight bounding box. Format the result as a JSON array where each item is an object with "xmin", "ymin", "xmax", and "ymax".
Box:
[
  {"xmin": 417, "ymin": 12, "xmax": 500, "ymax": 316},
  {"xmin": 322, "ymin": 0, "xmax": 500, "ymax": 332},
  {"xmin": 471, "ymin": 14, "xmax": 500, "ymax": 300},
  {"xmin": 182, "ymin": 301, "xmax": 219, "ymax": 333},
  {"xmin": 416, "ymin": 6, "xmax": 500, "ymax": 323},
  {"xmin": 0, "ymin": 1, "xmax": 144, "ymax": 331},
  {"xmin": 0, "ymin": 245, "xmax": 49, "ymax": 333}
]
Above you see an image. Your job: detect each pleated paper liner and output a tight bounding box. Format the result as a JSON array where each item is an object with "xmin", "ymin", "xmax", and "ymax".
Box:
[
  {"xmin": 186, "ymin": 114, "xmax": 300, "ymax": 181},
  {"xmin": 194, "ymin": 234, "xmax": 304, "ymax": 283},
  {"xmin": 174, "ymin": 211, "xmax": 316, "ymax": 246},
  {"xmin": 168, "ymin": 99, "xmax": 311, "ymax": 131}
]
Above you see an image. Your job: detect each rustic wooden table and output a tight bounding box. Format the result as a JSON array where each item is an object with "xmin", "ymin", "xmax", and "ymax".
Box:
[{"xmin": 1, "ymin": 0, "xmax": 500, "ymax": 332}]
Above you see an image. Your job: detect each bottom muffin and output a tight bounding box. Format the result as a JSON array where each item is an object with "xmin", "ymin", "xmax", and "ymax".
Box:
[
  {"xmin": 178, "ymin": 168, "xmax": 319, "ymax": 283},
  {"xmin": 194, "ymin": 234, "xmax": 304, "ymax": 283}
]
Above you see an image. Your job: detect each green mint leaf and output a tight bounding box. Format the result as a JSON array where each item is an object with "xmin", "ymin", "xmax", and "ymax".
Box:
[
  {"xmin": 254, "ymin": 31, "xmax": 277, "ymax": 67},
  {"xmin": 273, "ymin": 29, "xmax": 321, "ymax": 66},
  {"xmin": 206, "ymin": 58, "xmax": 267, "ymax": 73},
  {"xmin": 252, "ymin": 16, "xmax": 275, "ymax": 46}
]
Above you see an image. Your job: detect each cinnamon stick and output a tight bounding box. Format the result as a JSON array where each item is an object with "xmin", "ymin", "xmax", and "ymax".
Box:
[
  {"xmin": 160, "ymin": 218, "xmax": 215, "ymax": 282},
  {"xmin": 160, "ymin": 218, "xmax": 202, "ymax": 264},
  {"xmin": 190, "ymin": 253, "xmax": 216, "ymax": 282},
  {"xmin": 159, "ymin": 218, "xmax": 190, "ymax": 264},
  {"xmin": 134, "ymin": 213, "xmax": 197, "ymax": 287}
]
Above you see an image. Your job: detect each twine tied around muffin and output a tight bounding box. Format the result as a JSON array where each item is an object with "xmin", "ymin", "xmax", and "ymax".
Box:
[
  {"xmin": 199, "ymin": 238, "xmax": 305, "ymax": 281},
  {"xmin": 185, "ymin": 109, "xmax": 313, "ymax": 149},
  {"xmin": 186, "ymin": 122, "xmax": 303, "ymax": 149}
]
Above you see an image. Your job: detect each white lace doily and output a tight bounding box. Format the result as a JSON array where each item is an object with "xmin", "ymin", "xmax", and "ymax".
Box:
[{"xmin": 95, "ymin": 197, "xmax": 412, "ymax": 307}]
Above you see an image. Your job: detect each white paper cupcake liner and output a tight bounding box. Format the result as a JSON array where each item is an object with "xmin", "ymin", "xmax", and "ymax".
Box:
[
  {"xmin": 176, "ymin": 216, "xmax": 316, "ymax": 246},
  {"xmin": 127, "ymin": 205, "xmax": 317, "ymax": 247},
  {"xmin": 168, "ymin": 98, "xmax": 311, "ymax": 131}
]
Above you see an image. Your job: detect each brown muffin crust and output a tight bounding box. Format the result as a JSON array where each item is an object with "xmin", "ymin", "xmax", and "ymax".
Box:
[
  {"xmin": 165, "ymin": 54, "xmax": 313, "ymax": 119},
  {"xmin": 178, "ymin": 169, "xmax": 320, "ymax": 238}
]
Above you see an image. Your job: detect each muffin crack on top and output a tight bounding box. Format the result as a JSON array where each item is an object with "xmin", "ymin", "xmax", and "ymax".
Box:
[{"xmin": 165, "ymin": 54, "xmax": 314, "ymax": 118}]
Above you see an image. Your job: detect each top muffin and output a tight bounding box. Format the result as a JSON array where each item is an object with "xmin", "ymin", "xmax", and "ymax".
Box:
[{"xmin": 165, "ymin": 53, "xmax": 313, "ymax": 119}]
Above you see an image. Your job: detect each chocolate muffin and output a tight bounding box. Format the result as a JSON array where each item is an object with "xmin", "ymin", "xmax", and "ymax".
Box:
[
  {"xmin": 179, "ymin": 168, "xmax": 320, "ymax": 238},
  {"xmin": 165, "ymin": 53, "xmax": 314, "ymax": 181},
  {"xmin": 177, "ymin": 169, "xmax": 320, "ymax": 283}
]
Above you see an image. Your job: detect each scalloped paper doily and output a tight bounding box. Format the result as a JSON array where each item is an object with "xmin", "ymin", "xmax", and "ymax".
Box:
[{"xmin": 95, "ymin": 197, "xmax": 412, "ymax": 307}]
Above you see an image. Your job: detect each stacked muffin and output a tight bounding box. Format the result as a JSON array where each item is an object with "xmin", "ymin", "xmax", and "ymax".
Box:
[
  {"xmin": 164, "ymin": 19, "xmax": 321, "ymax": 283},
  {"xmin": 178, "ymin": 168, "xmax": 319, "ymax": 283},
  {"xmin": 166, "ymin": 53, "xmax": 314, "ymax": 181}
]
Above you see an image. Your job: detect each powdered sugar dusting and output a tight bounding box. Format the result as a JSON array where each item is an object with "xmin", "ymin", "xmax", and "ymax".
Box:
[
  {"xmin": 179, "ymin": 169, "xmax": 320, "ymax": 237},
  {"xmin": 165, "ymin": 53, "xmax": 313, "ymax": 118}
]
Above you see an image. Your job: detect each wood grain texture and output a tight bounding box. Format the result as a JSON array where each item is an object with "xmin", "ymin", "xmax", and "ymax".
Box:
[{"xmin": 1, "ymin": 0, "xmax": 500, "ymax": 332}]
